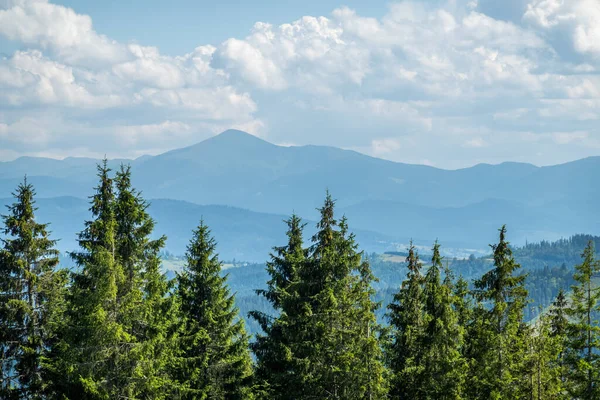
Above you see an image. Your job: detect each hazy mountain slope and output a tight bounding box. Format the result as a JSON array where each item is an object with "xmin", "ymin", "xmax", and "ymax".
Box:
[
  {"xmin": 0, "ymin": 193, "xmax": 588, "ymax": 263},
  {"xmin": 0, "ymin": 129, "xmax": 598, "ymax": 247},
  {"xmin": 0, "ymin": 196, "xmax": 394, "ymax": 262},
  {"xmin": 341, "ymin": 198, "xmax": 584, "ymax": 248}
]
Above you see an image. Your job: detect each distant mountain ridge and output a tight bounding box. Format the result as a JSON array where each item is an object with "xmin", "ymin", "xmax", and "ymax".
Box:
[
  {"xmin": 0, "ymin": 129, "xmax": 598, "ymax": 253},
  {"xmin": 0, "ymin": 196, "xmax": 394, "ymax": 262}
]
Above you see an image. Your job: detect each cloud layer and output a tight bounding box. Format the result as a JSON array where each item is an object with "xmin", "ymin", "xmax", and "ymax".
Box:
[{"xmin": 0, "ymin": 0, "xmax": 598, "ymax": 167}]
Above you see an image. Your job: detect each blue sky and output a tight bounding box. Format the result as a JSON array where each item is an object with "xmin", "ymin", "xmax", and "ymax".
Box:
[
  {"xmin": 0, "ymin": 0, "xmax": 599, "ymax": 168},
  {"xmin": 54, "ymin": 0, "xmax": 388, "ymax": 55}
]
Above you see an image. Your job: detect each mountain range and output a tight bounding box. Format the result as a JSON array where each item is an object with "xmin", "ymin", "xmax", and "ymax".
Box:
[{"xmin": 1, "ymin": 129, "xmax": 598, "ymax": 260}]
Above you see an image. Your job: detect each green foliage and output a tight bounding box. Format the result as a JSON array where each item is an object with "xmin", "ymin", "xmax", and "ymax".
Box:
[
  {"xmin": 548, "ymin": 288, "xmax": 569, "ymax": 393},
  {"xmin": 524, "ymin": 313, "xmax": 567, "ymax": 399},
  {"xmin": 175, "ymin": 221, "xmax": 253, "ymax": 399},
  {"xmin": 250, "ymin": 215, "xmax": 307, "ymax": 398},
  {"xmin": 0, "ymin": 178, "xmax": 62, "ymax": 399},
  {"xmin": 565, "ymin": 241, "xmax": 600, "ymax": 399},
  {"xmin": 420, "ymin": 243, "xmax": 467, "ymax": 399},
  {"xmin": 49, "ymin": 162, "xmax": 178, "ymax": 399},
  {"xmin": 252, "ymin": 194, "xmax": 387, "ymax": 399},
  {"xmin": 114, "ymin": 165, "xmax": 178, "ymax": 398},
  {"xmin": 386, "ymin": 242, "xmax": 425, "ymax": 398},
  {"xmin": 468, "ymin": 225, "xmax": 530, "ymax": 399},
  {"xmin": 58, "ymin": 161, "xmax": 137, "ymax": 398},
  {"xmin": 386, "ymin": 242, "xmax": 468, "ymax": 399},
  {"xmin": 2, "ymin": 165, "xmax": 600, "ymax": 400}
]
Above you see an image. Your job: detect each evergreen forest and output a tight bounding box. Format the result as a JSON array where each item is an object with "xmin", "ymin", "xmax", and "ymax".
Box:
[{"xmin": 1, "ymin": 163, "xmax": 599, "ymax": 400}]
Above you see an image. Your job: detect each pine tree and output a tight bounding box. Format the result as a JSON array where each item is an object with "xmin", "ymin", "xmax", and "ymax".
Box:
[
  {"xmin": 565, "ymin": 240, "xmax": 600, "ymax": 399},
  {"xmin": 175, "ymin": 221, "xmax": 253, "ymax": 399},
  {"xmin": 250, "ymin": 215, "xmax": 307, "ymax": 398},
  {"xmin": 468, "ymin": 225, "xmax": 529, "ymax": 399},
  {"xmin": 387, "ymin": 241, "xmax": 425, "ymax": 399},
  {"xmin": 420, "ymin": 242, "xmax": 466, "ymax": 399},
  {"xmin": 0, "ymin": 178, "xmax": 62, "ymax": 399}
]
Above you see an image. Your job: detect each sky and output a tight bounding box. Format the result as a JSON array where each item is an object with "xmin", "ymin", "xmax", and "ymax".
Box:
[{"xmin": 0, "ymin": 0, "xmax": 599, "ymax": 169}]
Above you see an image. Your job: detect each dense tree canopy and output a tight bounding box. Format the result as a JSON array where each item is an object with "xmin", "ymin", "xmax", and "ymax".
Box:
[{"xmin": 0, "ymin": 165, "xmax": 598, "ymax": 400}]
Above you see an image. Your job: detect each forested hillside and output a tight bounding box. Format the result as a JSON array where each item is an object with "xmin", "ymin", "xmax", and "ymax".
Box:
[
  {"xmin": 222, "ymin": 234, "xmax": 596, "ymax": 335},
  {"xmin": 1, "ymin": 164, "xmax": 599, "ymax": 399}
]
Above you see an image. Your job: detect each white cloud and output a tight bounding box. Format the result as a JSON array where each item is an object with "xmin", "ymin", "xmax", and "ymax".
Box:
[
  {"xmin": 552, "ymin": 131, "xmax": 589, "ymax": 145},
  {"xmin": 356, "ymin": 99, "xmax": 433, "ymax": 131},
  {"xmin": 217, "ymin": 16, "xmax": 369, "ymax": 92},
  {"xmin": 0, "ymin": 0, "xmax": 262, "ymax": 158},
  {"xmin": 0, "ymin": 50, "xmax": 123, "ymax": 107},
  {"xmin": 115, "ymin": 121, "xmax": 191, "ymax": 147},
  {"xmin": 538, "ymin": 99, "xmax": 600, "ymax": 121},
  {"xmin": 219, "ymin": 37, "xmax": 288, "ymax": 90},
  {"xmin": 0, "ymin": 117, "xmax": 52, "ymax": 146},
  {"xmin": 134, "ymin": 86, "xmax": 257, "ymax": 120},
  {"xmin": 0, "ymin": 0, "xmax": 129, "ymax": 65},
  {"xmin": 524, "ymin": 0, "xmax": 600, "ymax": 58},
  {"xmin": 463, "ymin": 137, "xmax": 488, "ymax": 148},
  {"xmin": 112, "ymin": 45, "xmax": 186, "ymax": 90},
  {"xmin": 565, "ymin": 78, "xmax": 600, "ymax": 98},
  {"xmin": 0, "ymin": 0, "xmax": 599, "ymax": 167}
]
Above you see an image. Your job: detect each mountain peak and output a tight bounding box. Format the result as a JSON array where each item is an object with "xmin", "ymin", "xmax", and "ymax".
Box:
[
  {"xmin": 207, "ymin": 129, "xmax": 272, "ymax": 146},
  {"xmin": 155, "ymin": 129, "xmax": 277, "ymax": 161}
]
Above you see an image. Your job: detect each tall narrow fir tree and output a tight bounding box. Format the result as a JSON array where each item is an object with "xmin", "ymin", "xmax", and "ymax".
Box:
[
  {"xmin": 0, "ymin": 178, "xmax": 62, "ymax": 399},
  {"xmin": 565, "ymin": 241, "xmax": 600, "ymax": 399},
  {"xmin": 176, "ymin": 221, "xmax": 253, "ymax": 399}
]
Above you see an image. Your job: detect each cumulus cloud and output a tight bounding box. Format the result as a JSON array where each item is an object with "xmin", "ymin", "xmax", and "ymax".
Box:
[
  {"xmin": 115, "ymin": 121, "xmax": 191, "ymax": 147},
  {"xmin": 524, "ymin": 0, "xmax": 600, "ymax": 58},
  {"xmin": 0, "ymin": 50, "xmax": 124, "ymax": 107},
  {"xmin": 0, "ymin": 117, "xmax": 51, "ymax": 146},
  {"xmin": 216, "ymin": 17, "xmax": 368, "ymax": 92},
  {"xmin": 463, "ymin": 137, "xmax": 488, "ymax": 148},
  {"xmin": 0, "ymin": 0, "xmax": 598, "ymax": 167},
  {"xmin": 0, "ymin": 0, "xmax": 128, "ymax": 65},
  {"xmin": 0, "ymin": 0, "xmax": 265, "ymax": 158},
  {"xmin": 552, "ymin": 131, "xmax": 589, "ymax": 145}
]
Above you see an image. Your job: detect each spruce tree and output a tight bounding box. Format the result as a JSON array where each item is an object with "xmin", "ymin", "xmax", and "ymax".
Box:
[
  {"xmin": 175, "ymin": 221, "xmax": 253, "ymax": 399},
  {"xmin": 332, "ymin": 216, "xmax": 387, "ymax": 399},
  {"xmin": 250, "ymin": 215, "xmax": 307, "ymax": 398},
  {"xmin": 253, "ymin": 193, "xmax": 387, "ymax": 399},
  {"xmin": 526, "ymin": 312, "xmax": 565, "ymax": 400},
  {"xmin": 454, "ymin": 275, "xmax": 473, "ymax": 334},
  {"xmin": 48, "ymin": 162, "xmax": 177, "ymax": 399},
  {"xmin": 468, "ymin": 225, "xmax": 529, "ymax": 399},
  {"xmin": 57, "ymin": 160, "xmax": 137, "ymax": 398},
  {"xmin": 297, "ymin": 195, "xmax": 386, "ymax": 399},
  {"xmin": 0, "ymin": 178, "xmax": 62, "ymax": 399},
  {"xmin": 548, "ymin": 288, "xmax": 568, "ymax": 391},
  {"xmin": 565, "ymin": 240, "xmax": 600, "ymax": 399},
  {"xmin": 550, "ymin": 289, "xmax": 569, "ymax": 339},
  {"xmin": 420, "ymin": 242, "xmax": 466, "ymax": 399},
  {"xmin": 387, "ymin": 241, "xmax": 425, "ymax": 399},
  {"xmin": 113, "ymin": 164, "xmax": 178, "ymax": 398}
]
